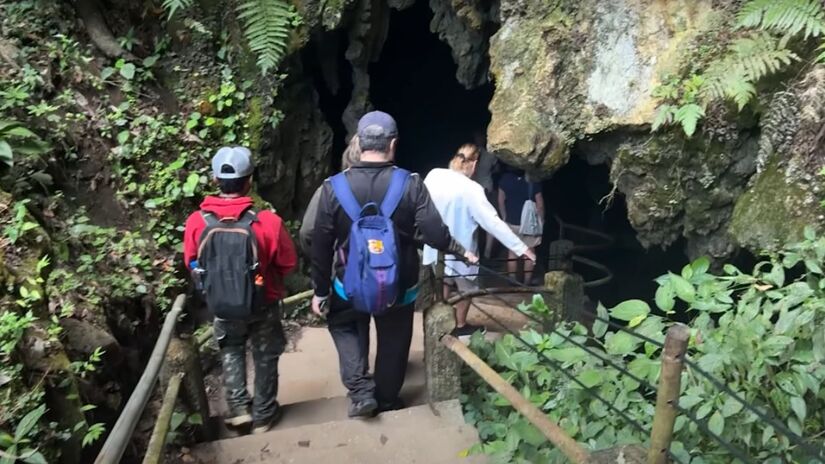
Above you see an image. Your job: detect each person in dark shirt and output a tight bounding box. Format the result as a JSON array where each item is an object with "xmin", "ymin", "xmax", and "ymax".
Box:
[
  {"xmin": 498, "ymin": 166, "xmax": 544, "ymax": 284},
  {"xmin": 310, "ymin": 111, "xmax": 478, "ymax": 418}
]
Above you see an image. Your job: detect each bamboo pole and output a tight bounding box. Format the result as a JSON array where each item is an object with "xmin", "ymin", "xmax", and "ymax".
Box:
[
  {"xmin": 441, "ymin": 335, "xmax": 590, "ymax": 464},
  {"xmin": 647, "ymin": 324, "xmax": 690, "ymax": 464},
  {"xmin": 142, "ymin": 373, "xmax": 183, "ymax": 464}
]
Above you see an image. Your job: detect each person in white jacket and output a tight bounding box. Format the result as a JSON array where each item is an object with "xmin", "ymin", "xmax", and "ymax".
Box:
[{"xmin": 422, "ymin": 144, "xmax": 536, "ymax": 336}]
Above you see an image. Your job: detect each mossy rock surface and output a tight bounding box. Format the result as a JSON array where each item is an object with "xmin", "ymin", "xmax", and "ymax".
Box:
[
  {"xmin": 730, "ymin": 158, "xmax": 824, "ymax": 251},
  {"xmin": 488, "ymin": 0, "xmax": 720, "ymax": 176}
]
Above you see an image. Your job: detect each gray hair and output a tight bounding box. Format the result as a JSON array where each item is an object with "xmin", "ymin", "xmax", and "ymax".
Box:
[{"xmin": 359, "ymin": 131, "xmax": 394, "ymax": 153}]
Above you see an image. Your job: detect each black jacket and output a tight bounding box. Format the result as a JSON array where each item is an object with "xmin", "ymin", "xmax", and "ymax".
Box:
[{"xmin": 311, "ymin": 161, "xmax": 465, "ymax": 298}]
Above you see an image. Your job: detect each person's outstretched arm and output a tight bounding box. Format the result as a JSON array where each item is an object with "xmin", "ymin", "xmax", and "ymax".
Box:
[{"xmin": 470, "ymin": 186, "xmax": 534, "ymax": 261}]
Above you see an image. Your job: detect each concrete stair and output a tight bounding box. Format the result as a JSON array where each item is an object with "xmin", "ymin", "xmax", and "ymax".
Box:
[
  {"xmin": 190, "ymin": 312, "xmax": 486, "ymax": 463},
  {"xmin": 190, "ymin": 400, "xmax": 484, "ymax": 464}
]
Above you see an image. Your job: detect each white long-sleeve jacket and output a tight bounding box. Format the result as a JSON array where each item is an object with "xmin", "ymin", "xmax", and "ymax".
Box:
[{"xmin": 422, "ymin": 168, "xmax": 528, "ymax": 278}]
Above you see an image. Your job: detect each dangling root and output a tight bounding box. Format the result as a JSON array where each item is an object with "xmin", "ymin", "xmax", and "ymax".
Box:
[{"xmin": 73, "ymin": 0, "xmax": 136, "ymax": 59}]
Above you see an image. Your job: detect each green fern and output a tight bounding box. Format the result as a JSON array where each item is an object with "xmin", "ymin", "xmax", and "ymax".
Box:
[
  {"xmin": 236, "ymin": 0, "xmax": 293, "ymax": 74},
  {"xmin": 162, "ymin": 0, "xmax": 194, "ymax": 19},
  {"xmin": 702, "ymin": 32, "xmax": 798, "ymax": 109},
  {"xmin": 737, "ymin": 0, "xmax": 825, "ymax": 39}
]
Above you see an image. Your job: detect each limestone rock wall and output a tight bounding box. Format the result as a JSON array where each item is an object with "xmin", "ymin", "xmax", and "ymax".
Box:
[{"xmin": 488, "ymin": 0, "xmax": 717, "ymax": 174}]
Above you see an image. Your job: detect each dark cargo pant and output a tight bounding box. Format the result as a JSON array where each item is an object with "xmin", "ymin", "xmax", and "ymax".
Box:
[
  {"xmin": 327, "ymin": 295, "xmax": 415, "ymax": 406},
  {"xmin": 213, "ymin": 303, "xmax": 285, "ymax": 422}
]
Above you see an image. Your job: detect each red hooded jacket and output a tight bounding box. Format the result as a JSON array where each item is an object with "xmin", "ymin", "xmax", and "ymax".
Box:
[{"xmin": 183, "ymin": 196, "xmax": 298, "ymax": 303}]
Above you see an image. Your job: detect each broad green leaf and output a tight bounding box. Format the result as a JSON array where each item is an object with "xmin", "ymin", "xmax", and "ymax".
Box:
[
  {"xmin": 691, "ymin": 256, "xmax": 711, "ymax": 275},
  {"xmin": 15, "ymin": 404, "xmax": 46, "ymax": 441},
  {"xmin": 513, "ymin": 420, "xmax": 545, "ymax": 447},
  {"xmin": 605, "ymin": 332, "xmax": 638, "ymax": 356},
  {"xmin": 119, "ymin": 63, "xmax": 136, "ymax": 80},
  {"xmin": 628, "ymin": 314, "xmax": 646, "ymax": 328},
  {"xmin": 20, "ymin": 450, "xmax": 48, "ymax": 464},
  {"xmin": 670, "ymin": 274, "xmax": 696, "ymax": 303},
  {"xmin": 609, "ymin": 299, "xmax": 650, "ymax": 321},
  {"xmin": 0, "ymin": 140, "xmax": 13, "ymax": 166},
  {"xmin": 721, "ymin": 397, "xmax": 743, "ymax": 417},
  {"xmin": 547, "ymin": 347, "xmax": 588, "ymax": 364},
  {"xmin": 681, "ymin": 263, "xmax": 693, "ymax": 280},
  {"xmin": 655, "ymin": 284, "xmax": 675, "ymax": 313},
  {"xmin": 576, "ymin": 369, "xmax": 603, "ymax": 388},
  {"xmin": 765, "ymin": 263, "xmax": 785, "ymax": 287},
  {"xmin": 697, "ymin": 352, "xmax": 728, "ymax": 373},
  {"xmin": 789, "ymin": 396, "xmax": 806, "ymax": 422},
  {"xmin": 762, "ymin": 425, "xmax": 774, "ymax": 446},
  {"xmin": 708, "ymin": 411, "xmax": 724, "ymax": 436},
  {"xmin": 592, "ymin": 303, "xmax": 608, "ymax": 338}
]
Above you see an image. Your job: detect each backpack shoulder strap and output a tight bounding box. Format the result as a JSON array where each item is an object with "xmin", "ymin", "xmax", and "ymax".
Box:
[
  {"xmin": 380, "ymin": 168, "xmax": 411, "ymax": 217},
  {"xmin": 200, "ymin": 211, "xmax": 219, "ymax": 227},
  {"xmin": 236, "ymin": 208, "xmax": 259, "ymax": 227},
  {"xmin": 330, "ymin": 172, "xmax": 361, "ymax": 221}
]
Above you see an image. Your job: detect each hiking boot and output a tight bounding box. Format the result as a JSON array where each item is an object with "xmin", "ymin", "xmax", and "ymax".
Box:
[
  {"xmin": 348, "ymin": 398, "xmax": 378, "ymax": 418},
  {"xmin": 224, "ymin": 407, "xmax": 252, "ymax": 428},
  {"xmin": 451, "ymin": 323, "xmax": 486, "ymax": 338},
  {"xmin": 251, "ymin": 406, "xmax": 283, "ymax": 434}
]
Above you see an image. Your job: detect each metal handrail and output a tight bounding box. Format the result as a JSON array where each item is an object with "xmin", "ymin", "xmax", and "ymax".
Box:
[{"xmin": 94, "ymin": 294, "xmax": 186, "ymax": 464}]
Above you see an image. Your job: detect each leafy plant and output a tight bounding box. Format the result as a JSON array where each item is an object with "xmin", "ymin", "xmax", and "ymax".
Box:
[
  {"xmin": 737, "ymin": 0, "xmax": 825, "ymax": 39},
  {"xmin": 0, "ymin": 405, "xmax": 48, "ymax": 464},
  {"xmin": 163, "ymin": 0, "xmax": 299, "ymax": 74},
  {"xmin": 463, "ymin": 231, "xmax": 825, "ymax": 463},
  {"xmin": 652, "ymin": 0, "xmax": 825, "ymax": 136},
  {"xmin": 701, "ymin": 32, "xmax": 799, "ymax": 110},
  {"xmin": 2, "ymin": 200, "xmax": 40, "ymax": 245},
  {"xmin": 0, "ymin": 120, "xmax": 49, "ymax": 167}
]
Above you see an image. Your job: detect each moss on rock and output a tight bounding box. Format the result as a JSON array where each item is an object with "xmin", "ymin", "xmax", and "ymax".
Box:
[{"xmin": 729, "ymin": 158, "xmax": 821, "ymax": 250}]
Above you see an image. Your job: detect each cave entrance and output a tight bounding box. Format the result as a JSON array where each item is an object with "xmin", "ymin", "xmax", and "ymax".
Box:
[
  {"xmin": 541, "ymin": 154, "xmax": 690, "ymax": 308},
  {"xmin": 369, "ymin": 1, "xmax": 494, "ymax": 173}
]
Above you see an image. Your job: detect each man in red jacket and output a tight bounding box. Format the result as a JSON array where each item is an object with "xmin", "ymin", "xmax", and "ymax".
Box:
[{"xmin": 183, "ymin": 146, "xmax": 297, "ymax": 434}]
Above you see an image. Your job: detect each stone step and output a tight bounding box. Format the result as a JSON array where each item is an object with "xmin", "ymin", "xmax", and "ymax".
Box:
[{"xmin": 190, "ymin": 400, "xmax": 486, "ymax": 464}]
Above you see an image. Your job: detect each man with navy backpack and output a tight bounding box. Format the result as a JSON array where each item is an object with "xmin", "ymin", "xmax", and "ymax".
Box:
[
  {"xmin": 310, "ymin": 111, "xmax": 478, "ymax": 418},
  {"xmin": 184, "ymin": 146, "xmax": 297, "ymax": 434}
]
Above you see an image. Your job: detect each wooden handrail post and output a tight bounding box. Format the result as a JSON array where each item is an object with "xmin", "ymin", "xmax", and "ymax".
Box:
[
  {"xmin": 442, "ymin": 335, "xmax": 590, "ymax": 464},
  {"xmin": 647, "ymin": 324, "xmax": 690, "ymax": 464},
  {"xmin": 142, "ymin": 373, "xmax": 183, "ymax": 464}
]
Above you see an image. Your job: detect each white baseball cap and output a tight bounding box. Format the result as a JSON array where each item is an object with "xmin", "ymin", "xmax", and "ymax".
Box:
[{"xmin": 212, "ymin": 146, "xmax": 254, "ymax": 179}]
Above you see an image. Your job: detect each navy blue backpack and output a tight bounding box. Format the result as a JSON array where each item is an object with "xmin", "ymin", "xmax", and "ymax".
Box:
[{"xmin": 330, "ymin": 168, "xmax": 410, "ymax": 315}]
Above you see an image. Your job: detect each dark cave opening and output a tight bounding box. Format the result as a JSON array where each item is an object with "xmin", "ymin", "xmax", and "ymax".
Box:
[
  {"xmin": 540, "ymin": 154, "xmax": 690, "ymax": 308},
  {"xmin": 369, "ymin": 1, "xmax": 495, "ymax": 172}
]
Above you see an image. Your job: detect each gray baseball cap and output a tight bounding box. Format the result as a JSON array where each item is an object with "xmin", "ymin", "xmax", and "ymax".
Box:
[
  {"xmin": 357, "ymin": 111, "xmax": 398, "ymax": 139},
  {"xmin": 212, "ymin": 146, "xmax": 254, "ymax": 179}
]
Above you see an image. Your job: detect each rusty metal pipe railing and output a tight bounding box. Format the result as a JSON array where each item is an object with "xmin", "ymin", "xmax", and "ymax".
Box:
[
  {"xmin": 441, "ymin": 334, "xmax": 590, "ymax": 464},
  {"xmin": 94, "ymin": 294, "xmax": 186, "ymax": 464}
]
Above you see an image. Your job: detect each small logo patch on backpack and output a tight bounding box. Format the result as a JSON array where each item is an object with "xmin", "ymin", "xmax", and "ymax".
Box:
[{"xmin": 368, "ymin": 239, "xmax": 385, "ymax": 254}]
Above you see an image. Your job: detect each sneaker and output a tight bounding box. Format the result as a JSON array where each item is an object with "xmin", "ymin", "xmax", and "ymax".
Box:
[
  {"xmin": 251, "ymin": 407, "xmax": 283, "ymax": 434},
  {"xmin": 348, "ymin": 398, "xmax": 378, "ymax": 418},
  {"xmin": 224, "ymin": 407, "xmax": 252, "ymax": 428},
  {"xmin": 376, "ymin": 397, "xmax": 406, "ymax": 414},
  {"xmin": 451, "ymin": 323, "xmax": 486, "ymax": 337}
]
